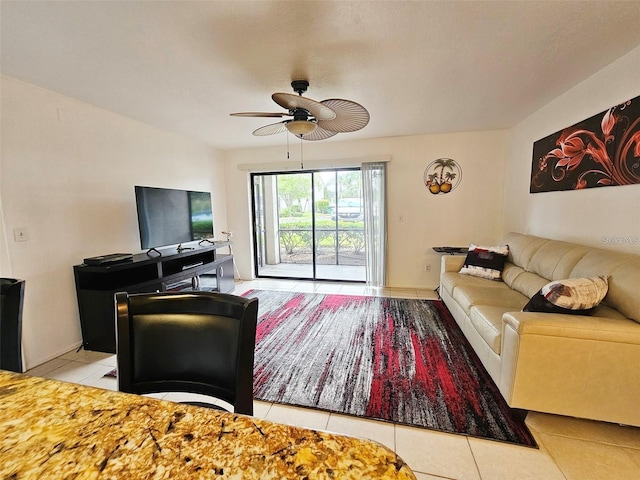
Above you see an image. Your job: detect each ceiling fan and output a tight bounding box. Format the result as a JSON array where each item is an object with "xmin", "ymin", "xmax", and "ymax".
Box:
[{"xmin": 230, "ymin": 80, "xmax": 369, "ymax": 141}]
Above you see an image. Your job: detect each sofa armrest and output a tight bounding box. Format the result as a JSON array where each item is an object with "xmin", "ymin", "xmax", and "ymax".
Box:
[
  {"xmin": 440, "ymin": 255, "xmax": 466, "ymax": 273},
  {"xmin": 499, "ymin": 310, "xmax": 640, "ymax": 427},
  {"xmin": 502, "ymin": 312, "xmax": 640, "ymax": 344}
]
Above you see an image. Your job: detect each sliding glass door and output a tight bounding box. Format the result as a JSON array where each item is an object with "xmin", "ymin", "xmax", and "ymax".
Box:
[
  {"xmin": 315, "ymin": 170, "xmax": 366, "ymax": 281},
  {"xmin": 251, "ymin": 168, "xmax": 366, "ymax": 282}
]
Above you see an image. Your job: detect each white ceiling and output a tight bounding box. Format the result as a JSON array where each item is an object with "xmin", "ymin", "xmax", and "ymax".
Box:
[{"xmin": 2, "ymin": 1, "xmax": 640, "ymax": 151}]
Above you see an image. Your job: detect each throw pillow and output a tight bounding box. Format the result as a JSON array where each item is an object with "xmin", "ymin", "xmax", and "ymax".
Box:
[
  {"xmin": 522, "ymin": 276, "xmax": 609, "ymax": 315},
  {"xmin": 459, "ymin": 243, "xmax": 509, "ymax": 280}
]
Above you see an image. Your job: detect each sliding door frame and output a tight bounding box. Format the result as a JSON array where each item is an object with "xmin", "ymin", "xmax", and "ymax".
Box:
[{"xmin": 249, "ymin": 167, "xmax": 366, "ymax": 282}]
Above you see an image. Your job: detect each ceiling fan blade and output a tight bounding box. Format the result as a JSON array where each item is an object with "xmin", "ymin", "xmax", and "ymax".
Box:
[
  {"xmin": 230, "ymin": 112, "xmax": 289, "ymax": 118},
  {"xmin": 252, "ymin": 122, "xmax": 288, "ymax": 136},
  {"xmin": 301, "ymin": 125, "xmax": 338, "ymax": 141},
  {"xmin": 317, "ymin": 99, "xmax": 370, "ymax": 133},
  {"xmin": 272, "ymin": 93, "xmax": 336, "ymax": 121}
]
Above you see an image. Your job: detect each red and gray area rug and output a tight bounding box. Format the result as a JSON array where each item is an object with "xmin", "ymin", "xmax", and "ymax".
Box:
[{"xmin": 243, "ymin": 289, "xmax": 536, "ymax": 447}]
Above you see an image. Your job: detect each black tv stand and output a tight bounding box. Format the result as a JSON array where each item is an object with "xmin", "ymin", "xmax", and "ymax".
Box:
[{"xmin": 74, "ymin": 242, "xmax": 234, "ymax": 353}]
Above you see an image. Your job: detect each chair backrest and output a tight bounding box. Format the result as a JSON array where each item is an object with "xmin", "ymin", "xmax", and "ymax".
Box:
[
  {"xmin": 115, "ymin": 291, "xmax": 259, "ymax": 415},
  {"xmin": 0, "ymin": 278, "xmax": 25, "ymax": 373}
]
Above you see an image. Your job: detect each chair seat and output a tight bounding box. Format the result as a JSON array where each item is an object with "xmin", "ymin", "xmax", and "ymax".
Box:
[{"xmin": 182, "ymin": 400, "xmax": 227, "ymax": 411}]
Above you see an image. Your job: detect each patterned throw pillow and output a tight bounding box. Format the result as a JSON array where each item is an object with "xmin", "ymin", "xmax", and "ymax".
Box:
[
  {"xmin": 523, "ymin": 276, "xmax": 609, "ymax": 315},
  {"xmin": 459, "ymin": 243, "xmax": 509, "ymax": 280}
]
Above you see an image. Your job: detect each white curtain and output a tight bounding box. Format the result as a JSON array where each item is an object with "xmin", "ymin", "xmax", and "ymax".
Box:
[{"xmin": 362, "ymin": 162, "xmax": 386, "ymax": 286}]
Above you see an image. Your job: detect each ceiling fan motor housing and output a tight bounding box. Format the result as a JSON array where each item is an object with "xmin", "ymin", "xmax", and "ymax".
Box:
[
  {"xmin": 292, "ymin": 108, "xmax": 312, "ymax": 121},
  {"xmin": 291, "ymin": 80, "xmax": 309, "ymax": 95}
]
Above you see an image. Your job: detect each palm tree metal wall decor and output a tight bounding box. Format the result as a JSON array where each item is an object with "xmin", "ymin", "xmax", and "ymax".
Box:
[{"xmin": 423, "ymin": 158, "xmax": 462, "ymax": 195}]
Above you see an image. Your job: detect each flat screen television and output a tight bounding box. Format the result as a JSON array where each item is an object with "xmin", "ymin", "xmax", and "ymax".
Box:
[{"xmin": 135, "ymin": 186, "xmax": 214, "ymax": 251}]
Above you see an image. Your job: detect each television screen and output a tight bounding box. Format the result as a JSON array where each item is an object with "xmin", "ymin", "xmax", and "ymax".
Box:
[{"xmin": 135, "ymin": 186, "xmax": 214, "ymax": 250}]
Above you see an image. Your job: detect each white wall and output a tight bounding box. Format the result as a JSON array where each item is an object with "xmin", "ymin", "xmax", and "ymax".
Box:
[
  {"xmin": 223, "ymin": 130, "xmax": 509, "ymax": 289},
  {"xmin": 503, "ymin": 45, "xmax": 640, "ymax": 253},
  {"xmin": 0, "ymin": 76, "xmax": 227, "ymax": 369}
]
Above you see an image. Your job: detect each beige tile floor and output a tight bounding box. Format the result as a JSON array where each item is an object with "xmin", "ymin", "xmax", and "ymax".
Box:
[{"xmin": 27, "ymin": 278, "xmax": 640, "ymax": 479}]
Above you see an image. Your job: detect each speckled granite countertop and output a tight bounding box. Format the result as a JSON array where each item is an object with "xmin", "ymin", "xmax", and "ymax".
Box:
[{"xmin": 0, "ymin": 371, "xmax": 415, "ymax": 479}]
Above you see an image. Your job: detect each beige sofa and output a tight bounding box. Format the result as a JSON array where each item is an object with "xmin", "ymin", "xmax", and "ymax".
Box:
[{"xmin": 439, "ymin": 232, "xmax": 640, "ymax": 427}]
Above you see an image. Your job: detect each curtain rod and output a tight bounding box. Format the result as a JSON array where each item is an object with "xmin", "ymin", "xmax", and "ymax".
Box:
[{"xmin": 237, "ymin": 155, "xmax": 391, "ymax": 172}]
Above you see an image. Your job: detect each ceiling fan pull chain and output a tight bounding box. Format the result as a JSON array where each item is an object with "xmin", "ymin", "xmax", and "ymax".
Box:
[{"xmin": 300, "ymin": 137, "xmax": 304, "ymax": 169}]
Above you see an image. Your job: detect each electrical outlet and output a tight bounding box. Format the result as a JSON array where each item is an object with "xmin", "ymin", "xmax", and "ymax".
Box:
[
  {"xmin": 424, "ymin": 264, "xmax": 431, "ymax": 272},
  {"xmin": 13, "ymin": 227, "xmax": 28, "ymax": 242}
]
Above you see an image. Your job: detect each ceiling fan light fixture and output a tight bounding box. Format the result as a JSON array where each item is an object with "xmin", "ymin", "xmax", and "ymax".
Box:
[{"xmin": 286, "ymin": 120, "xmax": 316, "ymax": 136}]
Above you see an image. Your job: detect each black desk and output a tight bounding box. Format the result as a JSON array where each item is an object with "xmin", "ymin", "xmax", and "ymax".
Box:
[
  {"xmin": 432, "ymin": 246, "xmax": 468, "ymax": 255},
  {"xmin": 74, "ymin": 243, "xmax": 234, "ymax": 353}
]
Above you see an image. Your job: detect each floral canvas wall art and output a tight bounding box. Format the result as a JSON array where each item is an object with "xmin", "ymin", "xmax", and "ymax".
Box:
[{"xmin": 530, "ymin": 95, "xmax": 640, "ymax": 193}]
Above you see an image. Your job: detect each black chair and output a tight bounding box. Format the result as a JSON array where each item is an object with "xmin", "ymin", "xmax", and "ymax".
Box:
[
  {"xmin": 115, "ymin": 291, "xmax": 258, "ymax": 415},
  {"xmin": 0, "ymin": 278, "xmax": 25, "ymax": 373}
]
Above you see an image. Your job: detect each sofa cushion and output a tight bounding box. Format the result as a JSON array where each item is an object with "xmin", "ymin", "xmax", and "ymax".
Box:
[
  {"xmin": 590, "ymin": 302, "xmax": 629, "ymax": 320},
  {"xmin": 523, "ymin": 276, "xmax": 609, "ymax": 315},
  {"xmin": 459, "ymin": 243, "xmax": 509, "ymax": 280},
  {"xmin": 441, "ymin": 271, "xmax": 507, "ymax": 297},
  {"xmin": 452, "ymin": 284, "xmax": 529, "ymax": 315},
  {"xmin": 510, "ymin": 271, "xmax": 550, "ymax": 299},
  {"xmin": 501, "ymin": 232, "xmax": 548, "ymax": 271},
  {"xmin": 501, "ymin": 262, "xmax": 525, "ymax": 287},
  {"xmin": 469, "ymin": 305, "xmax": 513, "ymax": 354},
  {"xmin": 528, "ymin": 240, "xmax": 590, "ymax": 281}
]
